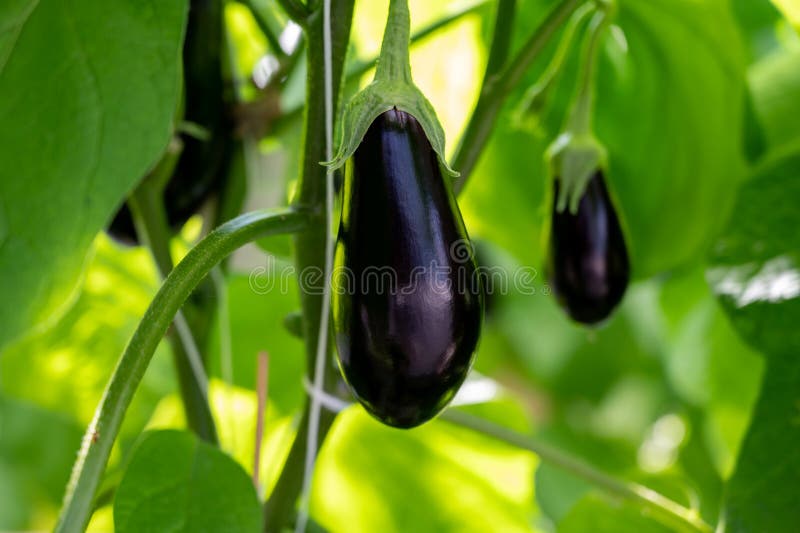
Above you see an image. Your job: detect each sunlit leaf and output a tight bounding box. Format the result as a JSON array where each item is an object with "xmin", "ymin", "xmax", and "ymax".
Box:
[{"xmin": 114, "ymin": 430, "xmax": 262, "ymax": 533}]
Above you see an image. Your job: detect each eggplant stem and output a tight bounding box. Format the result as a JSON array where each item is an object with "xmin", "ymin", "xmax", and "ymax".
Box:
[
  {"xmin": 441, "ymin": 410, "xmax": 714, "ymax": 533},
  {"xmin": 452, "ymin": 0, "xmax": 587, "ymax": 193},
  {"xmin": 53, "ymin": 208, "xmax": 311, "ymax": 533}
]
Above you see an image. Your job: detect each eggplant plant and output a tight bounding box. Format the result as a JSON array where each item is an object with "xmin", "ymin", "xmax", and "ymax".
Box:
[{"xmin": 0, "ymin": 0, "xmax": 796, "ymax": 532}]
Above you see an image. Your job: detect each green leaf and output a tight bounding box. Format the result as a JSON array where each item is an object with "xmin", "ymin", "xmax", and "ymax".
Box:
[
  {"xmin": 595, "ymin": 0, "xmax": 747, "ymax": 277},
  {"xmin": 462, "ymin": 0, "xmax": 748, "ymax": 278},
  {"xmin": 707, "ymin": 152, "xmax": 800, "ymax": 357},
  {"xmin": 0, "ymin": 235, "xmax": 174, "ymax": 445},
  {"xmin": 311, "ymin": 406, "xmax": 538, "ymax": 532},
  {"xmin": 748, "ymin": 49, "xmax": 800, "ymax": 159},
  {"xmin": 0, "ymin": 0, "xmax": 188, "ymax": 349},
  {"xmin": 724, "ymin": 356, "xmax": 800, "ymax": 532},
  {"xmin": 114, "ymin": 430, "xmax": 262, "ymax": 533},
  {"xmin": 731, "ymin": 0, "xmax": 785, "ymax": 61}
]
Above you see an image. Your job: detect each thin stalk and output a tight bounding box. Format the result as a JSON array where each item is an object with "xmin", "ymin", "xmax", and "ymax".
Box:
[
  {"xmin": 128, "ymin": 174, "xmax": 219, "ymax": 445},
  {"xmin": 239, "ymin": 0, "xmax": 287, "ymax": 56},
  {"xmin": 483, "ymin": 0, "xmax": 516, "ymax": 83},
  {"xmin": 442, "ymin": 410, "xmax": 714, "ymax": 533},
  {"xmin": 452, "ymin": 0, "xmax": 586, "ymax": 193},
  {"xmin": 567, "ymin": 7, "xmax": 610, "ymax": 136},
  {"xmin": 262, "ymin": 1, "xmax": 354, "ymax": 530},
  {"xmin": 517, "ymin": 2, "xmax": 595, "ymax": 118},
  {"xmin": 277, "ymin": 0, "xmax": 311, "ymax": 25},
  {"xmin": 54, "ymin": 207, "xmax": 311, "ymax": 533}
]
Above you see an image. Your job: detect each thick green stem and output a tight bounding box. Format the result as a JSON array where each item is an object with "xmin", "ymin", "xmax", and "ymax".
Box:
[
  {"xmin": 348, "ymin": 0, "xmax": 489, "ymax": 82},
  {"xmin": 442, "ymin": 410, "xmax": 713, "ymax": 533},
  {"xmin": 128, "ymin": 173, "xmax": 219, "ymax": 445},
  {"xmin": 261, "ymin": 1, "xmax": 354, "ymax": 531},
  {"xmin": 452, "ymin": 0, "xmax": 585, "ymax": 193},
  {"xmin": 375, "ymin": 0, "xmax": 413, "ymax": 83},
  {"xmin": 54, "ymin": 208, "xmax": 310, "ymax": 533}
]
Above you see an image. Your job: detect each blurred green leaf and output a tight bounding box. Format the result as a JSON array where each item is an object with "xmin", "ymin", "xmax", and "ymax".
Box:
[
  {"xmin": 311, "ymin": 406, "xmax": 538, "ymax": 532},
  {"xmin": 463, "ymin": 0, "xmax": 747, "ymax": 279},
  {"xmin": 0, "ymin": 0, "xmax": 187, "ymax": 349},
  {"xmin": 706, "ymin": 122, "xmax": 800, "ymax": 531},
  {"xmin": 724, "ymin": 356, "xmax": 800, "ymax": 532},
  {"xmin": 114, "ymin": 429, "xmax": 262, "ymax": 533},
  {"xmin": 748, "ymin": 49, "xmax": 800, "ymax": 159},
  {"xmin": 707, "ymin": 153, "xmax": 800, "ymax": 357},
  {"xmin": 596, "ymin": 0, "xmax": 746, "ymax": 277},
  {"xmin": 732, "ymin": 0, "xmax": 785, "ymax": 61},
  {"xmin": 0, "ymin": 394, "xmax": 83, "ymax": 530},
  {"xmin": 0, "ymin": 236, "xmax": 176, "ymax": 447}
]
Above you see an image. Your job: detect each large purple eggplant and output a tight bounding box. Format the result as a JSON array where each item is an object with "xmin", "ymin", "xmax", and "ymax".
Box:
[{"xmin": 332, "ymin": 109, "xmax": 482, "ymax": 428}]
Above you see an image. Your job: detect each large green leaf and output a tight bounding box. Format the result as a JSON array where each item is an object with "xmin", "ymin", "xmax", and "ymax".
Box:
[
  {"xmin": 724, "ymin": 356, "xmax": 800, "ymax": 532},
  {"xmin": 707, "ymin": 153, "xmax": 800, "ymax": 356},
  {"xmin": 462, "ymin": 0, "xmax": 747, "ymax": 278},
  {"xmin": 0, "ymin": 0, "xmax": 188, "ymax": 349},
  {"xmin": 114, "ymin": 429, "xmax": 262, "ymax": 533},
  {"xmin": 595, "ymin": 0, "xmax": 746, "ymax": 277},
  {"xmin": 707, "ymin": 140, "xmax": 800, "ymax": 531}
]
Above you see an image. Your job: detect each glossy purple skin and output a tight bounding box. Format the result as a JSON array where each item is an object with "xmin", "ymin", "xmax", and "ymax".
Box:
[
  {"xmin": 333, "ymin": 109, "xmax": 482, "ymax": 428},
  {"xmin": 548, "ymin": 171, "xmax": 630, "ymax": 325}
]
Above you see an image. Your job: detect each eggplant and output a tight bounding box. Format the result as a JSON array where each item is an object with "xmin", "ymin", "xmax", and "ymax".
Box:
[
  {"xmin": 333, "ymin": 109, "xmax": 482, "ymax": 429},
  {"xmin": 547, "ymin": 170, "xmax": 629, "ymax": 324}
]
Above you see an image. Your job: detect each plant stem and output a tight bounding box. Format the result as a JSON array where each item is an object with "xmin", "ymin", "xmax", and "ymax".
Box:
[
  {"xmin": 441, "ymin": 410, "xmax": 714, "ymax": 533},
  {"xmin": 128, "ymin": 167, "xmax": 219, "ymax": 445},
  {"xmin": 239, "ymin": 0, "xmax": 287, "ymax": 56},
  {"xmin": 277, "ymin": 0, "xmax": 311, "ymax": 25},
  {"xmin": 452, "ymin": 0, "xmax": 585, "ymax": 193},
  {"xmin": 348, "ymin": 0, "xmax": 489, "ymax": 81},
  {"xmin": 374, "ymin": 0, "xmax": 413, "ymax": 83},
  {"xmin": 274, "ymin": 1, "xmax": 487, "ymax": 131},
  {"xmin": 261, "ymin": 1, "xmax": 354, "ymax": 531},
  {"xmin": 54, "ymin": 207, "xmax": 310, "ymax": 533},
  {"xmin": 567, "ymin": 7, "xmax": 610, "ymax": 136}
]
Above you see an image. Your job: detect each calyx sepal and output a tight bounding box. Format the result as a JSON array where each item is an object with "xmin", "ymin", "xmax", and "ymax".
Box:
[
  {"xmin": 324, "ymin": 0, "xmax": 457, "ymax": 177},
  {"xmin": 546, "ymin": 132, "xmax": 608, "ymax": 213}
]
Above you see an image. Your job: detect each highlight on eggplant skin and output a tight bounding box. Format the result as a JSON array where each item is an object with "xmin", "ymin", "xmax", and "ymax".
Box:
[
  {"xmin": 332, "ymin": 108, "xmax": 483, "ymax": 429},
  {"xmin": 547, "ymin": 170, "xmax": 630, "ymax": 325}
]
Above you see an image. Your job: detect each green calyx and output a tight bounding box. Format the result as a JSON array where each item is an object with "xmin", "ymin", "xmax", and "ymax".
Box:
[
  {"xmin": 546, "ymin": 131, "xmax": 607, "ymax": 213},
  {"xmin": 546, "ymin": 3, "xmax": 614, "ymax": 213},
  {"xmin": 325, "ymin": 0, "xmax": 457, "ymax": 177}
]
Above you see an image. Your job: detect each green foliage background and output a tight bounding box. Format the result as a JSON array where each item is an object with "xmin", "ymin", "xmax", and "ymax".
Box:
[{"xmin": 0, "ymin": 0, "xmax": 799, "ymax": 531}]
